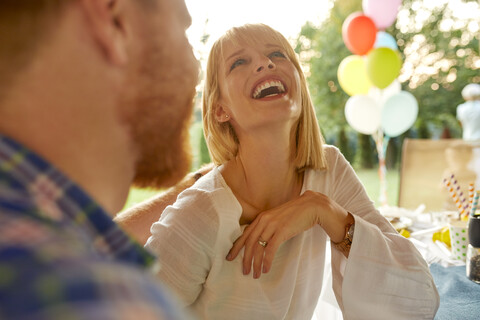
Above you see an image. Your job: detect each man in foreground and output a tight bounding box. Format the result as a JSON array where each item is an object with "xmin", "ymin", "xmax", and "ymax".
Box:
[{"xmin": 0, "ymin": 0, "xmax": 198, "ymax": 318}]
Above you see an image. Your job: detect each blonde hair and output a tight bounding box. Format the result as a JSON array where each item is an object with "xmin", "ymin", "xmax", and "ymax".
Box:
[{"xmin": 202, "ymin": 23, "xmax": 326, "ymax": 171}]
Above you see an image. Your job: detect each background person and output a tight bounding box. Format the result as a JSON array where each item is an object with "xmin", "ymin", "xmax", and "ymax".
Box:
[
  {"xmin": 456, "ymin": 83, "xmax": 480, "ymax": 189},
  {"xmin": 122, "ymin": 24, "xmax": 439, "ymax": 319},
  {"xmin": 0, "ymin": 0, "xmax": 198, "ymax": 318},
  {"xmin": 457, "ymin": 83, "xmax": 480, "ymax": 141}
]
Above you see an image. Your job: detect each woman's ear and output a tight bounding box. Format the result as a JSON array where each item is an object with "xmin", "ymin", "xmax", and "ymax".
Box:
[
  {"xmin": 80, "ymin": 0, "xmax": 128, "ymax": 66},
  {"xmin": 215, "ymin": 105, "xmax": 231, "ymax": 123}
]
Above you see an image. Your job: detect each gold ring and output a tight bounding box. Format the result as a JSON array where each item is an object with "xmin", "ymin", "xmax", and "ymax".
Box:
[{"xmin": 258, "ymin": 239, "xmax": 267, "ymax": 247}]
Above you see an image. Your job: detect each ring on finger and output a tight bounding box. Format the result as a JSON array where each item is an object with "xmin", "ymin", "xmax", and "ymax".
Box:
[{"xmin": 258, "ymin": 238, "xmax": 268, "ymax": 247}]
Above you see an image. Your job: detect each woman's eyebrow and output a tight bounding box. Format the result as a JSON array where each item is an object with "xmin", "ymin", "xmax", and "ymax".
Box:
[
  {"xmin": 226, "ymin": 49, "xmax": 245, "ymax": 62},
  {"xmin": 265, "ymin": 44, "xmax": 282, "ymax": 49}
]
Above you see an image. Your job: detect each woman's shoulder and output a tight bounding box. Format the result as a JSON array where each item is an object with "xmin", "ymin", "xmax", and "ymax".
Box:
[
  {"xmin": 192, "ymin": 166, "xmax": 228, "ymax": 192},
  {"xmin": 162, "ymin": 166, "xmax": 240, "ymax": 222},
  {"xmin": 322, "ymin": 144, "xmax": 342, "ymax": 158},
  {"xmin": 305, "ymin": 144, "xmax": 351, "ymax": 181},
  {"xmin": 181, "ymin": 166, "xmax": 238, "ymax": 205},
  {"xmin": 307, "ymin": 144, "xmax": 345, "ymax": 174}
]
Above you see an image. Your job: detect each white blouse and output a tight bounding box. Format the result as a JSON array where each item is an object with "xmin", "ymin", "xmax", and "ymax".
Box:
[{"xmin": 146, "ymin": 145, "xmax": 439, "ymax": 320}]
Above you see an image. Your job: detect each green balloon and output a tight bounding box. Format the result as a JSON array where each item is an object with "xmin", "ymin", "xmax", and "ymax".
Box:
[{"xmin": 366, "ymin": 48, "xmax": 402, "ymax": 89}]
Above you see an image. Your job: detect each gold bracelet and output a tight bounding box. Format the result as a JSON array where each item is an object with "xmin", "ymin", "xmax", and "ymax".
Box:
[{"xmin": 332, "ymin": 212, "xmax": 355, "ymax": 257}]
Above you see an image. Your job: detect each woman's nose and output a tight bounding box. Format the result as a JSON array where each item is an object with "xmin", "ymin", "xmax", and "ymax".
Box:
[{"xmin": 255, "ymin": 57, "xmax": 275, "ymax": 73}]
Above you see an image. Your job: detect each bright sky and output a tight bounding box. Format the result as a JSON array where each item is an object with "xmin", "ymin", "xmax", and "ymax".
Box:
[
  {"xmin": 184, "ymin": 0, "xmax": 332, "ymax": 57},
  {"xmin": 184, "ymin": 0, "xmax": 480, "ymax": 57}
]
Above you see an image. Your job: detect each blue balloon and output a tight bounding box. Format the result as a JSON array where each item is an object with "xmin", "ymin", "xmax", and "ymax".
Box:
[
  {"xmin": 374, "ymin": 31, "xmax": 398, "ymax": 50},
  {"xmin": 381, "ymin": 91, "xmax": 418, "ymax": 137}
]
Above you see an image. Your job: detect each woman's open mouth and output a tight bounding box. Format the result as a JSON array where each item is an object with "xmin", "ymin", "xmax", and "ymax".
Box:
[{"xmin": 252, "ymin": 79, "xmax": 286, "ymax": 99}]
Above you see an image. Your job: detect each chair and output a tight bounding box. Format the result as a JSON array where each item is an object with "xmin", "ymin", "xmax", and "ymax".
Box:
[{"xmin": 398, "ymin": 139, "xmax": 480, "ymax": 212}]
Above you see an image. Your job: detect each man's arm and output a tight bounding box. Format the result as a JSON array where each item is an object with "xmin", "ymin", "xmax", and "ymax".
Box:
[{"xmin": 115, "ymin": 164, "xmax": 214, "ymax": 245}]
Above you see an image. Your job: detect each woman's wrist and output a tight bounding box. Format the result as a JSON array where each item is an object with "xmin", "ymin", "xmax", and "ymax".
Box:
[
  {"xmin": 323, "ymin": 209, "xmax": 354, "ymax": 244},
  {"xmin": 332, "ymin": 212, "xmax": 355, "ymax": 257}
]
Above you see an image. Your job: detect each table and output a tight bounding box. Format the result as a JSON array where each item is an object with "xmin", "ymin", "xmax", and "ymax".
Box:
[
  {"xmin": 312, "ymin": 210, "xmax": 480, "ymax": 320},
  {"xmin": 430, "ymin": 263, "xmax": 480, "ymax": 320}
]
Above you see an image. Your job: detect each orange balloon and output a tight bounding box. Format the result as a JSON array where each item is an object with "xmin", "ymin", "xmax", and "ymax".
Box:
[{"xmin": 342, "ymin": 12, "xmax": 377, "ymax": 55}]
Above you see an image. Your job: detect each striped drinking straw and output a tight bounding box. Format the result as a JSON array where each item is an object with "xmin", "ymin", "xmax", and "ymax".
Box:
[
  {"xmin": 469, "ymin": 183, "xmax": 475, "ymax": 213},
  {"xmin": 451, "ymin": 177, "xmax": 469, "ymax": 217},
  {"xmin": 471, "ymin": 190, "xmax": 479, "ymax": 217},
  {"xmin": 444, "ymin": 178, "xmax": 466, "ymax": 218}
]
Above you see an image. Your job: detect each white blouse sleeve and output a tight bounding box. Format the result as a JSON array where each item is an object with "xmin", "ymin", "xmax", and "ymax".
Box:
[
  {"xmin": 145, "ymin": 188, "xmax": 218, "ymax": 307},
  {"xmin": 325, "ymin": 146, "xmax": 439, "ymax": 319}
]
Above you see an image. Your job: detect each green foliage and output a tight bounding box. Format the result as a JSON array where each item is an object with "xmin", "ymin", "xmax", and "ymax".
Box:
[
  {"xmin": 389, "ymin": 0, "xmax": 479, "ymax": 136},
  {"xmin": 355, "ymin": 133, "xmax": 375, "ymax": 169},
  {"xmin": 386, "ymin": 137, "xmax": 399, "ymax": 169},
  {"xmin": 415, "ymin": 118, "xmax": 431, "ymax": 139},
  {"xmin": 337, "ymin": 128, "xmax": 354, "ymax": 163},
  {"xmin": 296, "ymin": 0, "xmax": 362, "ymax": 144},
  {"xmin": 199, "ymin": 125, "xmax": 211, "ymax": 166}
]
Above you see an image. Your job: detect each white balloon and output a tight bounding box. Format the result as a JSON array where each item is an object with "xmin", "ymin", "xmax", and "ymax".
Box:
[
  {"xmin": 368, "ymin": 79, "xmax": 401, "ymax": 108},
  {"xmin": 345, "ymin": 95, "xmax": 381, "ymax": 135},
  {"xmin": 381, "ymin": 91, "xmax": 418, "ymax": 137}
]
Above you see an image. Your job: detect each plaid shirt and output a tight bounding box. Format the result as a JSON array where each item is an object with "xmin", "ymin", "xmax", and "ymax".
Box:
[{"xmin": 0, "ymin": 134, "xmax": 189, "ymax": 320}]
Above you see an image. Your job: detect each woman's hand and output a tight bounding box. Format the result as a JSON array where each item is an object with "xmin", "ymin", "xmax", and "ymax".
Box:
[{"xmin": 226, "ymin": 190, "xmax": 350, "ymax": 279}]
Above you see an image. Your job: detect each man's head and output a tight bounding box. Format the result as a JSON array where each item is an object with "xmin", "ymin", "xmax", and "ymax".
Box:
[
  {"xmin": 116, "ymin": 0, "xmax": 199, "ymax": 189},
  {"xmin": 0, "ymin": 0, "xmax": 69, "ymax": 93},
  {"xmin": 0, "ymin": 0, "xmax": 198, "ymax": 193},
  {"xmin": 462, "ymin": 83, "xmax": 480, "ymax": 101}
]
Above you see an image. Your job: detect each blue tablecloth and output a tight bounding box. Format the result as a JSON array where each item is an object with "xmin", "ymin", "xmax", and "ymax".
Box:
[{"xmin": 430, "ymin": 263, "xmax": 480, "ymax": 319}]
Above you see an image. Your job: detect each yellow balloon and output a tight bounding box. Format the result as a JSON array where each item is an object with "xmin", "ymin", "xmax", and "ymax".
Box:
[{"xmin": 337, "ymin": 55, "xmax": 372, "ymax": 96}]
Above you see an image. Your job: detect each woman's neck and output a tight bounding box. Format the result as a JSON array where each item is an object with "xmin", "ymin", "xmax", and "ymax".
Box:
[{"xmin": 221, "ymin": 133, "xmax": 304, "ymax": 224}]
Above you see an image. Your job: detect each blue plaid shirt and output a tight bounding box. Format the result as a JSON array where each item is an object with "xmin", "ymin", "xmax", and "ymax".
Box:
[{"xmin": 0, "ymin": 134, "xmax": 189, "ymax": 319}]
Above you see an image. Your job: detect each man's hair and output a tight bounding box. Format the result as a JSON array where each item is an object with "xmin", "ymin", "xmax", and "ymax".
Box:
[
  {"xmin": 202, "ymin": 23, "xmax": 327, "ymax": 172},
  {"xmin": 0, "ymin": 0, "xmax": 154, "ymax": 94},
  {"xmin": 0, "ymin": 0, "xmax": 72, "ymax": 91}
]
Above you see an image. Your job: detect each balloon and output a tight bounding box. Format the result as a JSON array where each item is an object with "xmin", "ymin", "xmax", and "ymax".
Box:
[
  {"xmin": 337, "ymin": 56, "xmax": 372, "ymax": 96},
  {"xmin": 342, "ymin": 12, "xmax": 377, "ymax": 55},
  {"xmin": 381, "ymin": 91, "xmax": 418, "ymax": 137},
  {"xmin": 345, "ymin": 95, "xmax": 381, "ymax": 135},
  {"xmin": 366, "ymin": 47, "xmax": 402, "ymax": 89},
  {"xmin": 363, "ymin": 0, "xmax": 402, "ymax": 30},
  {"xmin": 368, "ymin": 79, "xmax": 401, "ymax": 107},
  {"xmin": 374, "ymin": 31, "xmax": 398, "ymax": 50}
]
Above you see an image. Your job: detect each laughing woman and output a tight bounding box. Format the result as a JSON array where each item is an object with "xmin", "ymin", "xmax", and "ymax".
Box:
[{"xmin": 142, "ymin": 24, "xmax": 439, "ymax": 319}]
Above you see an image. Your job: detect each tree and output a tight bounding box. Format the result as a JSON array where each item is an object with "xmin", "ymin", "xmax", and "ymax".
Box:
[
  {"xmin": 295, "ymin": 0, "xmax": 369, "ymax": 166},
  {"xmin": 390, "ymin": 0, "xmax": 479, "ymax": 137}
]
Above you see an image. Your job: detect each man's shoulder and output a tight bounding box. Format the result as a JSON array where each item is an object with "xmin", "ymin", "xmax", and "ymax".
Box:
[{"xmin": 0, "ymin": 211, "xmax": 187, "ymax": 320}]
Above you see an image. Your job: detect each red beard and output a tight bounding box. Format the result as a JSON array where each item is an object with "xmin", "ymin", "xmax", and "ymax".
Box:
[{"xmin": 119, "ymin": 36, "xmax": 199, "ymax": 189}]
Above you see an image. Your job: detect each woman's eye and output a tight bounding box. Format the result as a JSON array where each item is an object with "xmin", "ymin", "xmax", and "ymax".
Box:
[
  {"xmin": 230, "ymin": 59, "xmax": 246, "ymax": 71},
  {"xmin": 269, "ymin": 51, "xmax": 286, "ymax": 59}
]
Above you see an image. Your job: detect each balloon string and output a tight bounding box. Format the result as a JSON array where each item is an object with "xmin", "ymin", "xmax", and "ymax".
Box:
[{"xmin": 374, "ymin": 128, "xmax": 389, "ymax": 207}]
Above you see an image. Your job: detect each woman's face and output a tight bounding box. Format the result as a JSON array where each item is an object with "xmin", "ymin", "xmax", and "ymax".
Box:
[{"xmin": 216, "ymin": 38, "xmax": 302, "ymax": 135}]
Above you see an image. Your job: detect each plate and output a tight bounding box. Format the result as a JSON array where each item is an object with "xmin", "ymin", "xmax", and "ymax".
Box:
[{"xmin": 388, "ymin": 216, "xmax": 413, "ymax": 231}]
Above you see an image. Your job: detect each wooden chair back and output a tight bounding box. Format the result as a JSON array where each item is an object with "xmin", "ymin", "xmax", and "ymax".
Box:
[{"xmin": 398, "ymin": 139, "xmax": 480, "ymax": 212}]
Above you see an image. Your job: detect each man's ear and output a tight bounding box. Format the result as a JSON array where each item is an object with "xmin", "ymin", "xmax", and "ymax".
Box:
[{"xmin": 80, "ymin": 0, "xmax": 128, "ymax": 66}]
